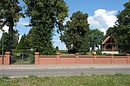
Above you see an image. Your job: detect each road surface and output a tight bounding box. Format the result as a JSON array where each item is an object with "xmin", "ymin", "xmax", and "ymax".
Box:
[{"xmin": 0, "ymin": 68, "xmax": 130, "ymax": 77}]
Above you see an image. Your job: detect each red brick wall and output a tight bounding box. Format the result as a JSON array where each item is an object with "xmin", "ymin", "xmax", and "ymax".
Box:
[
  {"xmin": 113, "ymin": 56, "xmax": 128, "ymax": 64},
  {"xmin": 35, "ymin": 52, "xmax": 39, "ymax": 65},
  {"xmin": 4, "ymin": 52, "xmax": 10, "ymax": 65},
  {"xmin": 78, "ymin": 58, "xmax": 94, "ymax": 64},
  {"xmin": 95, "ymin": 57, "xmax": 111, "ymax": 64},
  {"xmin": 60, "ymin": 55, "xmax": 76, "ymax": 64},
  {"xmin": 0, "ymin": 55, "xmax": 2, "ymax": 64},
  {"xmin": 0, "ymin": 52, "xmax": 10, "ymax": 65},
  {"xmin": 35, "ymin": 52, "xmax": 130, "ymax": 65},
  {"xmin": 78, "ymin": 55, "xmax": 94, "ymax": 64},
  {"xmin": 39, "ymin": 58, "xmax": 57, "ymax": 64}
]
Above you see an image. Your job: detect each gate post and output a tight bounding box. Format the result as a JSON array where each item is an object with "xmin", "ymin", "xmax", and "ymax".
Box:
[
  {"xmin": 4, "ymin": 52, "xmax": 10, "ymax": 65},
  {"xmin": 35, "ymin": 52, "xmax": 39, "ymax": 65},
  {"xmin": 75, "ymin": 53, "xmax": 79, "ymax": 64},
  {"xmin": 93, "ymin": 53, "xmax": 96, "ymax": 64},
  {"xmin": 127, "ymin": 54, "xmax": 130, "ymax": 64},
  {"xmin": 56, "ymin": 53, "xmax": 60, "ymax": 64},
  {"xmin": 111, "ymin": 54, "xmax": 114, "ymax": 64}
]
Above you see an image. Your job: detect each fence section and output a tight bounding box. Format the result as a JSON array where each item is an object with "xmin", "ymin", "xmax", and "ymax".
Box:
[{"xmin": 35, "ymin": 52, "xmax": 130, "ymax": 65}]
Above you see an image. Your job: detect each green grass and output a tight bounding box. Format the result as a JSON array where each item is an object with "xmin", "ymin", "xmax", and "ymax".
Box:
[
  {"xmin": 12, "ymin": 60, "xmax": 31, "ymax": 64},
  {"xmin": 0, "ymin": 74, "xmax": 130, "ymax": 86}
]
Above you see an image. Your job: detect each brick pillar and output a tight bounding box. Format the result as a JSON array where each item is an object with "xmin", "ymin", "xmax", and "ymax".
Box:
[
  {"xmin": 75, "ymin": 53, "xmax": 79, "ymax": 64},
  {"xmin": 4, "ymin": 52, "xmax": 10, "ymax": 65},
  {"xmin": 127, "ymin": 54, "xmax": 130, "ymax": 64},
  {"xmin": 111, "ymin": 54, "xmax": 114, "ymax": 64},
  {"xmin": 0, "ymin": 55, "xmax": 2, "ymax": 65},
  {"xmin": 93, "ymin": 53, "xmax": 96, "ymax": 64},
  {"xmin": 35, "ymin": 52, "xmax": 39, "ymax": 65},
  {"xmin": 56, "ymin": 53, "xmax": 60, "ymax": 64}
]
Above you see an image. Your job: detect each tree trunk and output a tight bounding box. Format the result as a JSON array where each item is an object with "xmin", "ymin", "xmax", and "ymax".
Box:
[{"xmin": 8, "ymin": 17, "xmax": 14, "ymax": 55}]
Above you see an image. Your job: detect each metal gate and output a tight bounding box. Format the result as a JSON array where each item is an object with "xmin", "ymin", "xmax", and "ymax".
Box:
[{"xmin": 10, "ymin": 49, "xmax": 34, "ymax": 64}]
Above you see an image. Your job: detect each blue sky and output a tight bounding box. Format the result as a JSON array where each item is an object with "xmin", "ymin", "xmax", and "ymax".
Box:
[
  {"xmin": 1, "ymin": 0, "xmax": 128, "ymax": 50},
  {"xmin": 65, "ymin": 0, "xmax": 127, "ymax": 16}
]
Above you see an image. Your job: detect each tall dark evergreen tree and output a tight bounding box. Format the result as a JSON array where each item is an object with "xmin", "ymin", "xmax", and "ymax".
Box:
[
  {"xmin": 60, "ymin": 11, "xmax": 90, "ymax": 54},
  {"xmin": 0, "ymin": 30, "xmax": 19, "ymax": 53},
  {"xmin": 0, "ymin": 0, "xmax": 23, "ymax": 53},
  {"xmin": 24, "ymin": 0, "xmax": 68, "ymax": 54},
  {"xmin": 106, "ymin": 1, "xmax": 130, "ymax": 53},
  {"xmin": 16, "ymin": 34, "xmax": 27, "ymax": 50}
]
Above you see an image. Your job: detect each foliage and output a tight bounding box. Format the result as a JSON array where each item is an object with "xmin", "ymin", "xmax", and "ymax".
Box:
[
  {"xmin": 106, "ymin": 1, "xmax": 130, "ymax": 53},
  {"xmin": 0, "ymin": 74, "xmax": 130, "ymax": 86},
  {"xmin": 96, "ymin": 49, "xmax": 102, "ymax": 55},
  {"xmin": 12, "ymin": 49, "xmax": 34, "ymax": 64},
  {"xmin": 61, "ymin": 11, "xmax": 90, "ymax": 54},
  {"xmin": 56, "ymin": 46, "xmax": 59, "ymax": 51},
  {"xmin": 16, "ymin": 34, "xmax": 28, "ymax": 50},
  {"xmin": 0, "ymin": 0, "xmax": 23, "ymax": 30},
  {"xmin": 0, "ymin": 30, "xmax": 19, "ymax": 53},
  {"xmin": 0, "ymin": 0, "xmax": 23, "ymax": 53},
  {"xmin": 0, "ymin": 74, "xmax": 9, "ymax": 79},
  {"xmin": 89, "ymin": 29, "xmax": 104, "ymax": 51},
  {"xmin": 24, "ymin": 0, "xmax": 68, "ymax": 55}
]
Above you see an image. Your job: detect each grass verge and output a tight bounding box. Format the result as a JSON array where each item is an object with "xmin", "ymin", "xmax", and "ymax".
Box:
[{"xmin": 0, "ymin": 74, "xmax": 130, "ymax": 86}]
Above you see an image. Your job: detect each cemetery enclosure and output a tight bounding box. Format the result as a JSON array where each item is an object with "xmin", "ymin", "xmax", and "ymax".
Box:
[{"xmin": 35, "ymin": 52, "xmax": 130, "ymax": 65}]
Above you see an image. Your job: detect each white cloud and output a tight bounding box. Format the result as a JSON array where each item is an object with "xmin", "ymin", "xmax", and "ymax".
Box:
[
  {"xmin": 0, "ymin": 33, "xmax": 1, "ymax": 39},
  {"xmin": 2, "ymin": 26, "xmax": 9, "ymax": 33},
  {"xmin": 88, "ymin": 9, "xmax": 117, "ymax": 34},
  {"xmin": 18, "ymin": 35, "xmax": 22, "ymax": 42},
  {"xmin": 0, "ymin": 26, "xmax": 9, "ymax": 39},
  {"xmin": 63, "ymin": 17, "xmax": 70, "ymax": 26}
]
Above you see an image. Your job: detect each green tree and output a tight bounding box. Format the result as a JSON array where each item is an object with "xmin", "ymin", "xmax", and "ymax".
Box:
[
  {"xmin": 106, "ymin": 1, "xmax": 130, "ymax": 53},
  {"xmin": 0, "ymin": 29, "xmax": 19, "ymax": 53},
  {"xmin": 0, "ymin": 0, "xmax": 23, "ymax": 53},
  {"xmin": 60, "ymin": 11, "xmax": 90, "ymax": 54},
  {"xmin": 24, "ymin": 0, "xmax": 68, "ymax": 55},
  {"xmin": 16, "ymin": 34, "xmax": 27, "ymax": 50},
  {"xmin": 89, "ymin": 29, "xmax": 104, "ymax": 51}
]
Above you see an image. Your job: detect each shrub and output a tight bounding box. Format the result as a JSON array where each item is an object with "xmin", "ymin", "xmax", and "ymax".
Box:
[{"xmin": 96, "ymin": 49, "xmax": 102, "ymax": 55}]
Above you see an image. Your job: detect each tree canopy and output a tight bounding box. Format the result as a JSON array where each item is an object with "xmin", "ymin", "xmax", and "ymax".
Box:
[
  {"xmin": 0, "ymin": 29, "xmax": 19, "ymax": 53},
  {"xmin": 89, "ymin": 29, "xmax": 104, "ymax": 51},
  {"xmin": 106, "ymin": 1, "xmax": 130, "ymax": 53},
  {"xmin": 0, "ymin": 0, "xmax": 23, "ymax": 53},
  {"xmin": 16, "ymin": 34, "xmax": 28, "ymax": 50},
  {"xmin": 24, "ymin": 0, "xmax": 68, "ymax": 54},
  {"xmin": 60, "ymin": 11, "xmax": 90, "ymax": 54}
]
